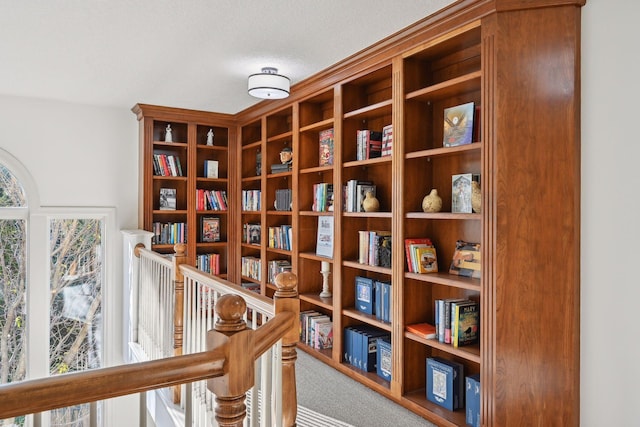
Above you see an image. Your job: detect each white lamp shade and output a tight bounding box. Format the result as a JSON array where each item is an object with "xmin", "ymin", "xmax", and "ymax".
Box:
[{"xmin": 248, "ymin": 68, "xmax": 290, "ymax": 99}]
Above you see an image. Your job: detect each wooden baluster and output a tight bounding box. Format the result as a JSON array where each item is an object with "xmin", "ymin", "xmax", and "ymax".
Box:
[
  {"xmin": 274, "ymin": 272, "xmax": 300, "ymax": 427},
  {"xmin": 208, "ymin": 294, "xmax": 254, "ymax": 427},
  {"xmin": 172, "ymin": 243, "xmax": 187, "ymax": 403}
]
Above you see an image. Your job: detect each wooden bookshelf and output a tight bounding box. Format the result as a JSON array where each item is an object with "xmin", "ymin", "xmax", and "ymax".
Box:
[
  {"xmin": 138, "ymin": 1, "xmax": 584, "ymax": 425},
  {"xmin": 133, "ymin": 104, "xmax": 237, "ymax": 277}
]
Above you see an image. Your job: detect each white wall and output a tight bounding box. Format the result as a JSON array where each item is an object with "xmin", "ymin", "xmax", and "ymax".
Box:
[
  {"xmin": 582, "ymin": 1, "xmax": 640, "ymax": 425},
  {"xmin": 0, "ymin": 94, "xmax": 139, "ymax": 425}
]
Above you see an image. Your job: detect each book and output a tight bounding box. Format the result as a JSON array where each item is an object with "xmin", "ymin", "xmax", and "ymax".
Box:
[
  {"xmin": 314, "ymin": 318, "xmax": 333, "ymax": 350},
  {"xmin": 204, "ymin": 160, "xmax": 219, "ymax": 178},
  {"xmin": 376, "ymin": 232, "xmax": 392, "ymax": 268},
  {"xmin": 453, "ymin": 301, "xmax": 479, "ymax": 347},
  {"xmin": 319, "ymin": 128, "xmax": 334, "ymax": 166},
  {"xmin": 415, "ymin": 245, "xmax": 438, "ymax": 273},
  {"xmin": 201, "ymin": 216, "xmax": 220, "ymax": 242},
  {"xmin": 405, "ymin": 323, "xmax": 436, "ymax": 339},
  {"xmin": 355, "ymin": 276, "xmax": 375, "ymax": 315},
  {"xmin": 466, "ymin": 374, "xmax": 481, "ymax": 427},
  {"xmin": 256, "ymin": 150, "xmax": 262, "ymax": 175},
  {"xmin": 449, "ymin": 240, "xmax": 481, "ymax": 278},
  {"xmin": 315, "ymin": 216, "xmax": 334, "ymax": 258},
  {"xmin": 443, "ymin": 101, "xmax": 475, "ymax": 147},
  {"xmin": 245, "ymin": 223, "xmax": 261, "ymax": 245},
  {"xmin": 452, "ymin": 173, "xmax": 480, "ymax": 213},
  {"xmin": 159, "ymin": 188, "xmax": 176, "ymax": 210},
  {"xmin": 381, "ymin": 124, "xmax": 393, "ymax": 157},
  {"xmin": 426, "ymin": 357, "xmax": 464, "ymax": 410},
  {"xmin": 376, "ymin": 337, "xmax": 392, "ymax": 381}
]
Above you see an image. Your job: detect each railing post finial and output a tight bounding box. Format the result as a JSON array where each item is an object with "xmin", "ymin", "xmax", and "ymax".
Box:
[{"xmin": 215, "ymin": 294, "xmax": 248, "ymax": 333}]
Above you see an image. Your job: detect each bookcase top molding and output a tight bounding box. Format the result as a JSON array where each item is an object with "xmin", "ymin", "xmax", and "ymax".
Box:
[{"xmin": 235, "ymin": 0, "xmax": 586, "ymax": 122}]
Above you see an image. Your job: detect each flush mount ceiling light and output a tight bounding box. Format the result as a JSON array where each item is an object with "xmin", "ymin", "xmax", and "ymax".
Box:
[{"xmin": 248, "ymin": 67, "xmax": 290, "ymax": 99}]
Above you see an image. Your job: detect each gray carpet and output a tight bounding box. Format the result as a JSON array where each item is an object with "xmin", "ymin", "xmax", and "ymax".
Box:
[{"xmin": 295, "ymin": 350, "xmax": 435, "ymax": 427}]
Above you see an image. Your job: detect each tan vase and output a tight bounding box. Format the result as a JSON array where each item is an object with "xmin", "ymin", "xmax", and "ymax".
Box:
[
  {"xmin": 422, "ymin": 189, "xmax": 442, "ymax": 213},
  {"xmin": 362, "ymin": 191, "xmax": 380, "ymax": 212},
  {"xmin": 471, "ymin": 181, "xmax": 482, "ymax": 213}
]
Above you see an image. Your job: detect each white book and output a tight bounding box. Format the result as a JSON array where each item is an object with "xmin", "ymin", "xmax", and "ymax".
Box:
[
  {"xmin": 205, "ymin": 160, "xmax": 219, "ymax": 178},
  {"xmin": 315, "ymin": 216, "xmax": 334, "ymax": 258}
]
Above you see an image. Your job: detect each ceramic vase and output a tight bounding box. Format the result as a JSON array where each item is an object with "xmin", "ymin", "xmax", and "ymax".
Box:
[
  {"xmin": 422, "ymin": 189, "xmax": 442, "ymax": 213},
  {"xmin": 362, "ymin": 191, "xmax": 380, "ymax": 212}
]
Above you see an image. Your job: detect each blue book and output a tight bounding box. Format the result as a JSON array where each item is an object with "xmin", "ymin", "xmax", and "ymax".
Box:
[
  {"xmin": 381, "ymin": 281, "xmax": 392, "ymax": 322},
  {"xmin": 376, "ymin": 337, "xmax": 392, "ymax": 381},
  {"xmin": 466, "ymin": 374, "xmax": 480, "ymax": 427},
  {"xmin": 374, "ymin": 280, "xmax": 383, "ymax": 320},
  {"xmin": 426, "ymin": 357, "xmax": 464, "ymax": 410},
  {"xmin": 355, "ymin": 276, "xmax": 375, "ymax": 314},
  {"xmin": 344, "ymin": 327, "xmax": 353, "ymax": 365},
  {"xmin": 361, "ymin": 328, "xmax": 388, "ymax": 372}
]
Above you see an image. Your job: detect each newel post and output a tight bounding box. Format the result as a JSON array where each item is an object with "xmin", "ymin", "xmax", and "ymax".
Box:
[
  {"xmin": 172, "ymin": 243, "xmax": 188, "ymax": 403},
  {"xmin": 208, "ymin": 294, "xmax": 254, "ymax": 427},
  {"xmin": 274, "ymin": 272, "xmax": 300, "ymax": 427}
]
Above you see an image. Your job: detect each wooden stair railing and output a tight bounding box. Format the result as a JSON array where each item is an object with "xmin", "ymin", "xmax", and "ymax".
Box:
[{"xmin": 0, "ymin": 272, "xmax": 299, "ymax": 427}]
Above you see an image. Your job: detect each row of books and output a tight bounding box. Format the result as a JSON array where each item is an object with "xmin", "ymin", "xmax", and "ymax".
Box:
[
  {"xmin": 311, "ymin": 183, "xmax": 333, "ymax": 212},
  {"xmin": 274, "ymin": 188, "xmax": 292, "ymax": 211},
  {"xmin": 242, "ymin": 189, "xmax": 261, "ymax": 211},
  {"xmin": 241, "ymin": 256, "xmax": 261, "ymax": 281},
  {"xmin": 358, "ymin": 230, "xmax": 391, "ymax": 268},
  {"xmin": 354, "ymin": 276, "xmax": 392, "ymax": 323},
  {"xmin": 356, "ymin": 129, "xmax": 382, "ymax": 160},
  {"xmin": 268, "ymin": 224, "xmax": 292, "ymax": 251},
  {"xmin": 153, "ymin": 153, "xmax": 184, "ymax": 177},
  {"xmin": 267, "ymin": 259, "xmax": 291, "ymax": 285},
  {"xmin": 343, "ymin": 325, "xmax": 390, "ymax": 373},
  {"xmin": 435, "ymin": 298, "xmax": 479, "ymax": 347},
  {"xmin": 271, "ymin": 162, "xmax": 291, "ymax": 174},
  {"xmin": 425, "ymin": 356, "xmax": 481, "ymax": 426},
  {"xmin": 319, "ymin": 128, "xmax": 334, "ymax": 166},
  {"xmin": 241, "ymin": 282, "xmax": 261, "ymax": 294},
  {"xmin": 344, "ymin": 180, "xmax": 376, "ymax": 212},
  {"xmin": 196, "ymin": 253, "xmax": 220, "ymax": 275},
  {"xmin": 152, "ymin": 221, "xmax": 186, "ymax": 245},
  {"xmin": 243, "ymin": 223, "xmax": 261, "ymax": 245},
  {"xmin": 196, "ymin": 189, "xmax": 228, "ymax": 211},
  {"xmin": 404, "ymin": 237, "xmax": 438, "ymax": 274},
  {"xmin": 300, "ymin": 311, "xmax": 333, "ymax": 350}
]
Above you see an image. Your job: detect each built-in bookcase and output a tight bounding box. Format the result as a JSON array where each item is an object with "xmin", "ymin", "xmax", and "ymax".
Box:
[
  {"xmin": 134, "ymin": 104, "xmax": 236, "ymax": 277},
  {"xmin": 138, "ymin": 1, "xmax": 583, "ymax": 425}
]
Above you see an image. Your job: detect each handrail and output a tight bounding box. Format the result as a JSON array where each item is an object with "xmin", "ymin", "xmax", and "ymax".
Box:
[
  {"xmin": 180, "ymin": 264, "xmax": 274, "ymax": 316},
  {"xmin": 0, "ymin": 309, "xmax": 297, "ymax": 422}
]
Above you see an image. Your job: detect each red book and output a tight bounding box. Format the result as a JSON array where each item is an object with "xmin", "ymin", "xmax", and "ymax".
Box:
[{"xmin": 406, "ymin": 323, "xmax": 436, "ymax": 339}]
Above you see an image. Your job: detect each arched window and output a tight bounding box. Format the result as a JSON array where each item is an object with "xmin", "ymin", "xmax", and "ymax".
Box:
[{"xmin": 1, "ymin": 152, "xmax": 112, "ymax": 427}]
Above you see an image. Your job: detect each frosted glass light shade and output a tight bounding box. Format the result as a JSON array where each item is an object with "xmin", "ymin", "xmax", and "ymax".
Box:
[{"xmin": 248, "ymin": 67, "xmax": 290, "ymax": 99}]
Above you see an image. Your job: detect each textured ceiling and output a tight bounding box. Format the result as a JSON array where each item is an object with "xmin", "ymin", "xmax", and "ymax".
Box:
[{"xmin": 0, "ymin": 0, "xmax": 455, "ymax": 114}]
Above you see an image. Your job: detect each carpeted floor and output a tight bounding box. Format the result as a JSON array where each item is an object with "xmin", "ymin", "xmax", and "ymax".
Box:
[{"xmin": 295, "ymin": 349, "xmax": 435, "ymax": 427}]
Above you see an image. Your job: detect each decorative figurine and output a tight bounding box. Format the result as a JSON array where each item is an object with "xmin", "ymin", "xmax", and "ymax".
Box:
[
  {"xmin": 165, "ymin": 124, "xmax": 173, "ymax": 142},
  {"xmin": 422, "ymin": 189, "xmax": 443, "ymax": 213},
  {"xmin": 206, "ymin": 128, "xmax": 214, "ymax": 146},
  {"xmin": 279, "ymin": 146, "xmax": 293, "ymax": 165}
]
